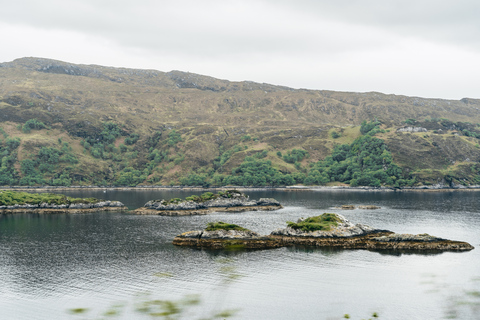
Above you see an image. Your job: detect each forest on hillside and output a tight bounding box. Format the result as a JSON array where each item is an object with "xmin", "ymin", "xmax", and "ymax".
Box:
[{"xmin": 2, "ymin": 118, "xmax": 480, "ymax": 188}]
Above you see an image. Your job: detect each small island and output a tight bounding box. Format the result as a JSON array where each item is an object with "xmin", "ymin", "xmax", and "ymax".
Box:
[
  {"xmin": 173, "ymin": 221, "xmax": 284, "ymax": 249},
  {"xmin": 338, "ymin": 205, "xmax": 381, "ymax": 210},
  {"xmin": 134, "ymin": 190, "xmax": 282, "ymax": 215},
  {"xmin": 0, "ymin": 190, "xmax": 126, "ymax": 214},
  {"xmin": 173, "ymin": 213, "xmax": 474, "ymax": 252},
  {"xmin": 270, "ymin": 213, "xmax": 474, "ymax": 251}
]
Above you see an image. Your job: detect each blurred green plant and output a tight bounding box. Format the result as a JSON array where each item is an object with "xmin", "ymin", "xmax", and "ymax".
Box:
[{"xmin": 67, "ymin": 258, "xmax": 241, "ymax": 319}]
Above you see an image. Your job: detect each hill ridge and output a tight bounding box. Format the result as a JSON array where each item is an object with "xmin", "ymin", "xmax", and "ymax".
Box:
[{"xmin": 3, "ymin": 57, "xmax": 478, "ymax": 100}]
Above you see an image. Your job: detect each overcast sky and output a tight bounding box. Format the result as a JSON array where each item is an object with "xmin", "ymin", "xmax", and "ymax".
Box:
[{"xmin": 1, "ymin": 0, "xmax": 479, "ymax": 99}]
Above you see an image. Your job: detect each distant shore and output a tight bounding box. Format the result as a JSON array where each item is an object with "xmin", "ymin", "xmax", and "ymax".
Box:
[{"xmin": 1, "ymin": 185, "xmax": 480, "ymax": 193}]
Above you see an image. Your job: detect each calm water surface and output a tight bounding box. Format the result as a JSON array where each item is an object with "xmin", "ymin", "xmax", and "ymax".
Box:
[{"xmin": 0, "ymin": 190, "xmax": 479, "ymax": 319}]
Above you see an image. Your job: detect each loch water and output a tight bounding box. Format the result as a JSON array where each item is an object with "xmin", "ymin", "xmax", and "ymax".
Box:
[{"xmin": 0, "ymin": 189, "xmax": 479, "ymax": 320}]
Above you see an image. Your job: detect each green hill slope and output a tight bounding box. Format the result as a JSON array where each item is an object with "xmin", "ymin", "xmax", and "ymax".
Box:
[{"xmin": 1, "ymin": 57, "xmax": 480, "ymax": 187}]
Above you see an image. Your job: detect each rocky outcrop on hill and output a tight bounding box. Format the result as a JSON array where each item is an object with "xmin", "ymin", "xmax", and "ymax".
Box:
[
  {"xmin": 134, "ymin": 191, "xmax": 282, "ymax": 215},
  {"xmin": 397, "ymin": 126, "xmax": 428, "ymax": 133},
  {"xmin": 0, "ymin": 200, "xmax": 126, "ymax": 214}
]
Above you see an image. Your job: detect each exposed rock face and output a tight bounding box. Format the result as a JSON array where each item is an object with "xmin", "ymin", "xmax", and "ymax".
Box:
[
  {"xmin": 179, "ymin": 229, "xmax": 261, "ymax": 239},
  {"xmin": 373, "ymin": 233, "xmax": 444, "ymax": 242},
  {"xmin": 135, "ymin": 192, "xmax": 282, "ymax": 215},
  {"xmin": 143, "ymin": 200, "xmax": 207, "ymax": 211},
  {"xmin": 0, "ymin": 201, "xmax": 126, "ymax": 213},
  {"xmin": 173, "ymin": 229, "xmax": 284, "ymax": 249},
  {"xmin": 397, "ymin": 126, "xmax": 428, "ymax": 133}
]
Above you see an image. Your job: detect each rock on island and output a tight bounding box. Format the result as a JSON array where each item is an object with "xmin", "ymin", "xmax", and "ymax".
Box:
[
  {"xmin": 134, "ymin": 190, "xmax": 282, "ymax": 215},
  {"xmin": 173, "ymin": 221, "xmax": 284, "ymax": 249}
]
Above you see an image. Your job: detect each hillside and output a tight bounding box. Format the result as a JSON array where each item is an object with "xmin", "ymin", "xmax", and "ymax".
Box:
[{"xmin": 0, "ymin": 57, "xmax": 480, "ymax": 187}]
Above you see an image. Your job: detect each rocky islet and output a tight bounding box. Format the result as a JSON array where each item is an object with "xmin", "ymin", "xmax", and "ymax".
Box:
[
  {"xmin": 0, "ymin": 200, "xmax": 126, "ymax": 213},
  {"xmin": 134, "ymin": 190, "xmax": 283, "ymax": 215},
  {"xmin": 0, "ymin": 190, "xmax": 126, "ymax": 213},
  {"xmin": 173, "ymin": 213, "xmax": 474, "ymax": 252}
]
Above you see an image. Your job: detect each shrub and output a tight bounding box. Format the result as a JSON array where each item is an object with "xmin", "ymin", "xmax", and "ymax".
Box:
[
  {"xmin": 360, "ymin": 120, "xmax": 381, "ymax": 135},
  {"xmin": 167, "ymin": 130, "xmax": 182, "ymax": 147},
  {"xmin": 214, "ymin": 145, "xmax": 242, "ymax": 168},
  {"xmin": 0, "ymin": 127, "xmax": 8, "ymax": 138},
  {"xmin": 115, "ymin": 167, "xmax": 146, "ymax": 186},
  {"xmin": 200, "ymin": 192, "xmax": 216, "ymax": 201},
  {"xmin": 331, "ymin": 131, "xmax": 340, "ymax": 139},
  {"xmin": 124, "ymin": 133, "xmax": 140, "ymax": 145},
  {"xmin": 5, "ymin": 138, "xmax": 20, "ymax": 150},
  {"xmin": 179, "ymin": 173, "xmax": 209, "ymax": 187},
  {"xmin": 254, "ymin": 150, "xmax": 268, "ymax": 159},
  {"xmin": 119, "ymin": 144, "xmax": 128, "ymax": 153},
  {"xmin": 185, "ymin": 195, "xmax": 201, "ymax": 202},
  {"xmin": 403, "ymin": 118, "xmax": 416, "ymax": 125},
  {"xmin": 22, "ymin": 119, "xmax": 46, "ymax": 133},
  {"xmin": 283, "ymin": 149, "xmax": 309, "ymax": 163},
  {"xmin": 226, "ymin": 157, "xmax": 282, "ymax": 186}
]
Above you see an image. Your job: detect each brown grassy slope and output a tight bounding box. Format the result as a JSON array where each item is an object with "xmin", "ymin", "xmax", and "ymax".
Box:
[{"xmin": 1, "ymin": 57, "xmax": 480, "ymax": 134}]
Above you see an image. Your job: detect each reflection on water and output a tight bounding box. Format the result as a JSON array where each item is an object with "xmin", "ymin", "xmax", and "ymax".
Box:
[
  {"xmin": 285, "ymin": 245, "xmax": 345, "ymax": 256},
  {"xmin": 285, "ymin": 245, "xmax": 451, "ymax": 257},
  {"xmin": 0, "ymin": 190, "xmax": 479, "ymax": 319},
  {"xmin": 372, "ymin": 249, "xmax": 451, "ymax": 256}
]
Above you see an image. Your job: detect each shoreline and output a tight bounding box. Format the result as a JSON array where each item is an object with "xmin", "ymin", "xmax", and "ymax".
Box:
[
  {"xmin": 1, "ymin": 185, "xmax": 480, "ymax": 193},
  {"xmin": 0, "ymin": 206, "xmax": 127, "ymax": 214}
]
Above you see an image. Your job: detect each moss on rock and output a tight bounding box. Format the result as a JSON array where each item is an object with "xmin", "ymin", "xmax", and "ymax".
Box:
[{"xmin": 286, "ymin": 213, "xmax": 342, "ymax": 232}]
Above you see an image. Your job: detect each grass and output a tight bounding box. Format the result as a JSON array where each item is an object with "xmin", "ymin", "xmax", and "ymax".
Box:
[
  {"xmin": 205, "ymin": 221, "xmax": 250, "ymax": 232},
  {"xmin": 287, "ymin": 213, "xmax": 342, "ymax": 232},
  {"xmin": 0, "ymin": 190, "xmax": 100, "ymax": 206},
  {"xmin": 326, "ymin": 126, "xmax": 361, "ymax": 145}
]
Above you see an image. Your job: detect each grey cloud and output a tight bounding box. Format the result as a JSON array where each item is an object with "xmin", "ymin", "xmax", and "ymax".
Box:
[
  {"xmin": 0, "ymin": 0, "xmax": 405, "ymax": 57},
  {"xmin": 4, "ymin": 0, "xmax": 479, "ymax": 52},
  {"xmin": 278, "ymin": 0, "xmax": 480, "ymax": 50},
  {"xmin": 1, "ymin": 0, "xmax": 479, "ymax": 99}
]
